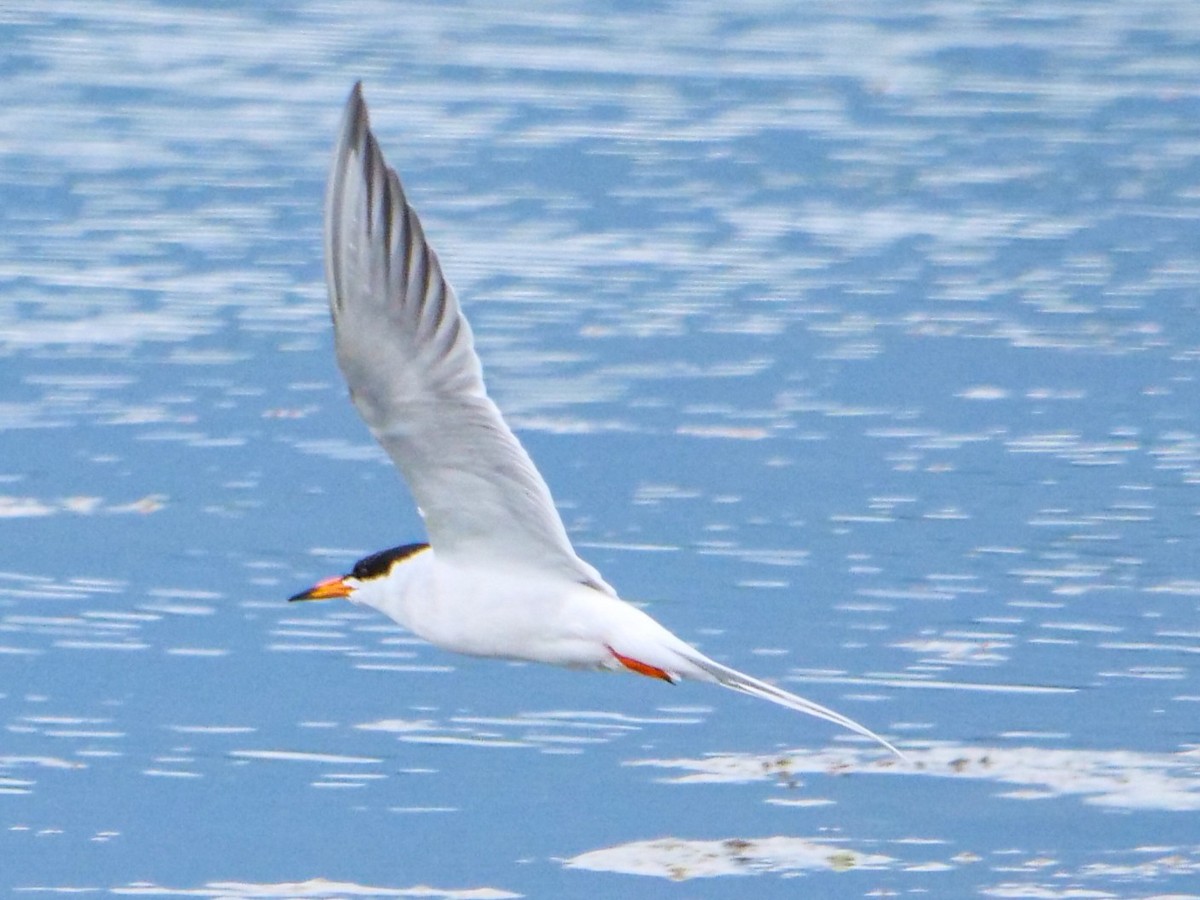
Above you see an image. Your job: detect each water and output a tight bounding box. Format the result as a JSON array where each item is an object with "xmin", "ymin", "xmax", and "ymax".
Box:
[{"xmin": 2, "ymin": 1, "xmax": 1199, "ymax": 896}]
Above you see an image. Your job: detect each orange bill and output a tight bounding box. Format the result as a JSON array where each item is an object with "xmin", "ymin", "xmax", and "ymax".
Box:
[{"xmin": 288, "ymin": 576, "xmax": 352, "ymax": 602}]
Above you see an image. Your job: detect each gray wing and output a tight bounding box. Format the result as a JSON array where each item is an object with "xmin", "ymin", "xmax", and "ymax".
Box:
[{"xmin": 325, "ymin": 82, "xmax": 611, "ymax": 591}]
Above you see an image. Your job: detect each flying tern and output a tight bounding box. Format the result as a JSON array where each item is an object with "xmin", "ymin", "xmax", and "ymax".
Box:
[{"xmin": 289, "ymin": 82, "xmax": 903, "ymax": 758}]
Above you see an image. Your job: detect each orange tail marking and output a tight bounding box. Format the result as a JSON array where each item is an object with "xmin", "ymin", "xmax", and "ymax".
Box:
[{"xmin": 607, "ymin": 646, "xmax": 676, "ymax": 684}]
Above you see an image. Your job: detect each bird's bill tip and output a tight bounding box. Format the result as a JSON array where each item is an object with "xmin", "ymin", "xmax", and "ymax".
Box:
[{"xmin": 288, "ymin": 576, "xmax": 352, "ymax": 603}]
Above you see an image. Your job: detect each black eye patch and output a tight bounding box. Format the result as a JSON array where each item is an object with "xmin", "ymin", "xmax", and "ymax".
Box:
[{"xmin": 351, "ymin": 542, "xmax": 430, "ymax": 580}]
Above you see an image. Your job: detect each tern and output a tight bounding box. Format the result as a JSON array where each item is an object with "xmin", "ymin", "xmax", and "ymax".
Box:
[{"xmin": 289, "ymin": 82, "xmax": 903, "ymax": 758}]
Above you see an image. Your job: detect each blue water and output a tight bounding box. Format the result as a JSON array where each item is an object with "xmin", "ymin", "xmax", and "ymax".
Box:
[{"xmin": 3, "ymin": 1, "xmax": 1199, "ymax": 897}]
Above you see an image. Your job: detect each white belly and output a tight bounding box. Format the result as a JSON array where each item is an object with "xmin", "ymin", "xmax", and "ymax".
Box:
[{"xmin": 403, "ymin": 559, "xmax": 616, "ymax": 667}]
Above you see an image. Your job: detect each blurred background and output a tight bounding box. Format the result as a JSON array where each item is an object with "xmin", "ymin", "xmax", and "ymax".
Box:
[{"xmin": 1, "ymin": 1, "xmax": 1198, "ymax": 896}]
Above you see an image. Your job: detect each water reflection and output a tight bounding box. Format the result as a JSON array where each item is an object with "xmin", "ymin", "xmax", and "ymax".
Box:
[
  {"xmin": 3, "ymin": 0, "xmax": 1199, "ymax": 897},
  {"xmin": 628, "ymin": 743, "xmax": 1200, "ymax": 811},
  {"xmin": 568, "ymin": 835, "xmax": 893, "ymax": 879},
  {"xmin": 110, "ymin": 881, "xmax": 522, "ymax": 898},
  {"xmin": 568, "ymin": 833, "xmax": 1200, "ymax": 889},
  {"xmin": 567, "ymin": 744, "xmax": 1200, "ymax": 888}
]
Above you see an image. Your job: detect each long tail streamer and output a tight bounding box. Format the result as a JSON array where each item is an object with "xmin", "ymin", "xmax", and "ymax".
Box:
[{"xmin": 680, "ymin": 650, "xmax": 907, "ymax": 760}]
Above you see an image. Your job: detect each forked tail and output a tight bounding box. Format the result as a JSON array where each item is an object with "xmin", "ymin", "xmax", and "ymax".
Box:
[{"xmin": 679, "ymin": 649, "xmax": 907, "ymax": 760}]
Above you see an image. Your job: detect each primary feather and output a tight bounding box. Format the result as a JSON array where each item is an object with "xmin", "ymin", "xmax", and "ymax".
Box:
[{"xmin": 325, "ymin": 83, "xmax": 612, "ymax": 592}]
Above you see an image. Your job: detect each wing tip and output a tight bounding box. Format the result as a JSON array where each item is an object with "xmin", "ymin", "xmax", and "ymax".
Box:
[
  {"xmin": 348, "ymin": 80, "xmax": 366, "ymax": 116},
  {"xmin": 326, "ymin": 81, "xmax": 376, "ymax": 313},
  {"xmin": 340, "ymin": 80, "xmax": 370, "ymax": 149}
]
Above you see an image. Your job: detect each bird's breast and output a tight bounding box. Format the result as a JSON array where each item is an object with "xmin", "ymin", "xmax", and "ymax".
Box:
[{"xmin": 407, "ymin": 561, "xmax": 614, "ymax": 667}]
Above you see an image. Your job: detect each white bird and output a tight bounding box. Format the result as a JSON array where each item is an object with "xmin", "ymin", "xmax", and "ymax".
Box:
[{"xmin": 289, "ymin": 82, "xmax": 903, "ymax": 758}]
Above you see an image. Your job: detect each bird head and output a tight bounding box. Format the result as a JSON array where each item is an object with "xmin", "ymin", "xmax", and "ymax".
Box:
[{"xmin": 288, "ymin": 542, "xmax": 430, "ymax": 606}]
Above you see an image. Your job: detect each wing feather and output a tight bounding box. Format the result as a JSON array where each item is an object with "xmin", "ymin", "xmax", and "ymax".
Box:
[{"xmin": 324, "ymin": 83, "xmax": 610, "ymax": 591}]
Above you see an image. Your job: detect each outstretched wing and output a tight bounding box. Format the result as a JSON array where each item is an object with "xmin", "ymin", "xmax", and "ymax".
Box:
[{"xmin": 324, "ymin": 82, "xmax": 610, "ymax": 591}]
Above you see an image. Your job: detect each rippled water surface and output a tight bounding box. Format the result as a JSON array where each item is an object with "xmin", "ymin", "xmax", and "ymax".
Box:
[{"xmin": 3, "ymin": 1, "xmax": 1199, "ymax": 897}]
